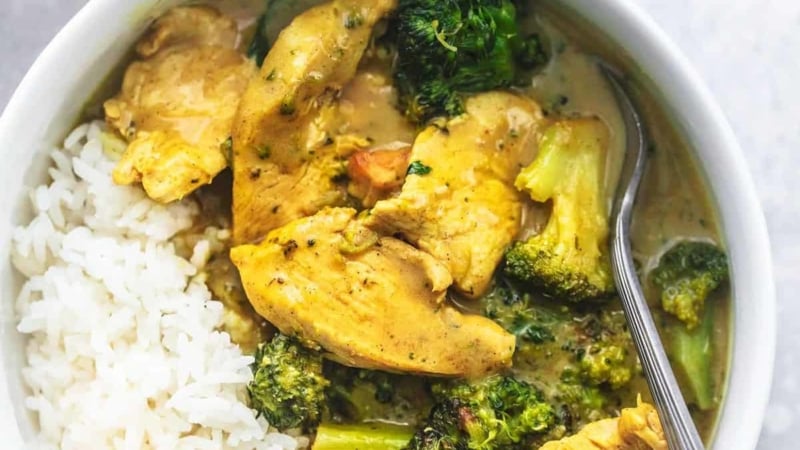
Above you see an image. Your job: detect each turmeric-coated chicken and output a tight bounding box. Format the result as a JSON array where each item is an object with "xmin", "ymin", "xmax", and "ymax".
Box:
[
  {"xmin": 540, "ymin": 400, "xmax": 667, "ymax": 450},
  {"xmin": 230, "ymin": 207, "xmax": 515, "ymax": 377},
  {"xmin": 105, "ymin": 6, "xmax": 255, "ymax": 203},
  {"xmin": 367, "ymin": 92, "xmax": 545, "ymax": 297},
  {"xmin": 231, "ymin": 0, "xmax": 398, "ymax": 244}
]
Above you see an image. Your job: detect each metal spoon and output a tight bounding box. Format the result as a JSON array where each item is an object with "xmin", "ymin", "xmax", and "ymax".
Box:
[{"xmin": 601, "ymin": 64, "xmax": 705, "ymax": 450}]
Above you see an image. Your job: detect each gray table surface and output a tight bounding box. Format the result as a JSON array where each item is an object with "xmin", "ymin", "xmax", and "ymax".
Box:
[{"xmin": 1, "ymin": 0, "xmax": 797, "ymax": 448}]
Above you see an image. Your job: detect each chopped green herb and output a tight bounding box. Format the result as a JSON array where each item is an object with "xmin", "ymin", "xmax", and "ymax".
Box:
[
  {"xmin": 280, "ymin": 98, "xmax": 296, "ymax": 116},
  {"xmin": 257, "ymin": 145, "xmax": 272, "ymax": 160},
  {"xmin": 220, "ymin": 137, "xmax": 233, "ymax": 162},
  {"xmin": 407, "ymin": 161, "xmax": 432, "ymax": 176},
  {"xmin": 344, "ymin": 11, "xmax": 364, "ymax": 29}
]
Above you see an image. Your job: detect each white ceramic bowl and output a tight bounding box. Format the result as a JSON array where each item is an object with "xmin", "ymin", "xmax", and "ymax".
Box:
[{"xmin": 0, "ymin": 0, "xmax": 775, "ymax": 448}]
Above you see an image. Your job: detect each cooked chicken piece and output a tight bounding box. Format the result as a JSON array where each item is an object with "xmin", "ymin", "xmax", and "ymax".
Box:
[
  {"xmin": 105, "ymin": 6, "xmax": 255, "ymax": 203},
  {"xmin": 540, "ymin": 400, "xmax": 667, "ymax": 450},
  {"xmin": 231, "ymin": 0, "xmax": 398, "ymax": 244},
  {"xmin": 230, "ymin": 207, "xmax": 515, "ymax": 377},
  {"xmin": 367, "ymin": 92, "xmax": 545, "ymax": 297}
]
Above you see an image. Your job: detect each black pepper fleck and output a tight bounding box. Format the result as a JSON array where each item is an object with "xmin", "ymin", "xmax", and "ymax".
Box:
[{"xmin": 282, "ymin": 240, "xmax": 299, "ymax": 257}]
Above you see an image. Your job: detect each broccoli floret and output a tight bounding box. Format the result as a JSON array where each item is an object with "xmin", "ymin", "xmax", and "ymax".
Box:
[
  {"xmin": 248, "ymin": 334, "xmax": 329, "ymax": 430},
  {"xmin": 405, "ymin": 398, "xmax": 465, "ymax": 450},
  {"xmin": 313, "ymin": 422, "xmax": 415, "ymax": 450},
  {"xmin": 571, "ymin": 311, "xmax": 635, "ymax": 389},
  {"xmin": 576, "ymin": 344, "xmax": 631, "ymax": 389},
  {"xmin": 551, "ymin": 383, "xmax": 610, "ymax": 430},
  {"xmin": 406, "ymin": 375, "xmax": 555, "ymax": 450},
  {"xmin": 393, "ymin": 0, "xmax": 548, "ymax": 123},
  {"xmin": 504, "ymin": 119, "xmax": 615, "ymax": 302},
  {"xmin": 651, "ymin": 241, "xmax": 729, "ymax": 329}
]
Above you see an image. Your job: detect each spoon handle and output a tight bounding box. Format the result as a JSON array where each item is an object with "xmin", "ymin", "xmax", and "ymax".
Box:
[{"xmin": 603, "ymin": 65, "xmax": 705, "ymax": 450}]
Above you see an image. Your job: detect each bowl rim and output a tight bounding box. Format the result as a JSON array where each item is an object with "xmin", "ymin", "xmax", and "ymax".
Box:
[{"xmin": 0, "ymin": 0, "xmax": 776, "ymax": 449}]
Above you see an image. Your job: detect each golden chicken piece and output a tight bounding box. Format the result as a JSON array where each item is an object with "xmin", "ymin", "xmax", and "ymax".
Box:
[
  {"xmin": 105, "ymin": 6, "xmax": 255, "ymax": 203},
  {"xmin": 367, "ymin": 92, "xmax": 545, "ymax": 297},
  {"xmin": 540, "ymin": 400, "xmax": 667, "ymax": 450},
  {"xmin": 231, "ymin": 0, "xmax": 398, "ymax": 244},
  {"xmin": 230, "ymin": 208, "xmax": 515, "ymax": 377}
]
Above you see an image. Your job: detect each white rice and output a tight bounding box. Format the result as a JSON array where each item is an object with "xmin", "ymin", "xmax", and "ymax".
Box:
[{"xmin": 12, "ymin": 121, "xmax": 301, "ymax": 450}]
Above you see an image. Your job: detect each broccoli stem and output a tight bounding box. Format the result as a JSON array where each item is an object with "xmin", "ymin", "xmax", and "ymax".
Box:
[
  {"xmin": 312, "ymin": 423, "xmax": 415, "ymax": 450},
  {"xmin": 670, "ymin": 303, "xmax": 716, "ymax": 410}
]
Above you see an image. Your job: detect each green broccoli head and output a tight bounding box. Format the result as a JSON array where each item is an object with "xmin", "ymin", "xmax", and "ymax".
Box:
[
  {"xmin": 651, "ymin": 241, "xmax": 729, "ymax": 329},
  {"xmin": 551, "ymin": 383, "xmax": 610, "ymax": 430},
  {"xmin": 248, "ymin": 334, "xmax": 329, "ymax": 430},
  {"xmin": 407, "ymin": 375, "xmax": 555, "ymax": 450},
  {"xmin": 575, "ymin": 344, "xmax": 631, "ymax": 389},
  {"xmin": 504, "ymin": 119, "xmax": 615, "ymax": 302},
  {"xmin": 404, "ymin": 400, "xmax": 466, "ymax": 450},
  {"xmin": 571, "ymin": 311, "xmax": 635, "ymax": 389},
  {"xmin": 393, "ymin": 0, "xmax": 548, "ymax": 123}
]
